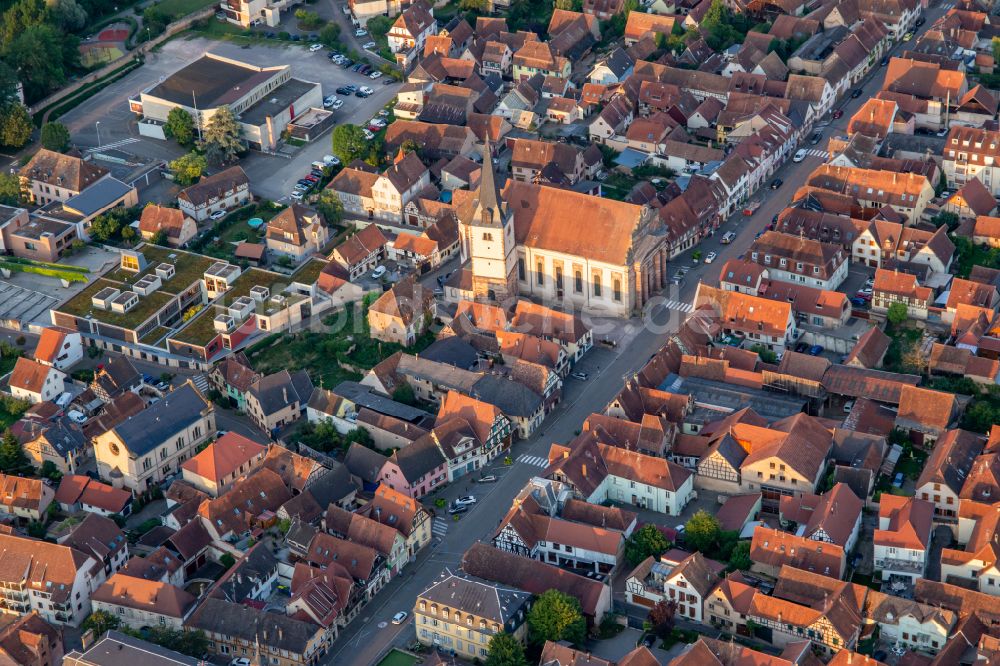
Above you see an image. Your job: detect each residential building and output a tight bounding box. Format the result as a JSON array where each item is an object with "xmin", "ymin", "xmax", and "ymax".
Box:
[
  {"xmin": 546, "ymin": 432, "xmax": 694, "ymax": 515},
  {"xmin": 0, "ymin": 612, "xmax": 63, "ymax": 666},
  {"xmin": 805, "ymin": 164, "xmax": 935, "ymax": 223},
  {"xmin": 943, "ymin": 126, "xmax": 1000, "ymax": 195},
  {"xmin": 915, "ymin": 428, "xmax": 984, "ymax": 519},
  {"xmin": 14, "ymin": 413, "xmax": 88, "ymax": 475},
  {"xmin": 64, "ymin": 631, "xmax": 198, "ymax": 665},
  {"xmin": 207, "ymin": 353, "xmax": 260, "ymax": 412},
  {"xmin": 91, "ymin": 574, "xmax": 196, "ymax": 630},
  {"xmin": 388, "ymin": 0, "xmax": 437, "ymax": 59},
  {"xmin": 512, "ymin": 42, "xmax": 571, "ymax": 81},
  {"xmin": 179, "ymin": 432, "xmax": 267, "ymax": 497},
  {"xmin": 874, "ymin": 494, "xmax": 934, "ymax": 583},
  {"xmin": 693, "ymin": 283, "xmax": 796, "ymax": 352},
  {"xmin": 19, "ymin": 149, "xmax": 109, "ymax": 206},
  {"xmin": 177, "ymin": 166, "xmax": 251, "ymax": 222},
  {"xmin": 245, "ymin": 370, "xmax": 314, "ymax": 435},
  {"xmin": 0, "ymin": 474, "xmax": 53, "ymax": 522},
  {"xmin": 93, "ymin": 383, "xmax": 215, "ymax": 493},
  {"xmin": 871, "ymin": 268, "xmax": 932, "ymax": 320},
  {"xmin": 748, "ymin": 231, "xmax": 848, "ymax": 290},
  {"xmin": 778, "ymin": 482, "xmax": 863, "ymax": 552},
  {"xmin": 370, "ymin": 152, "xmax": 432, "ymax": 224},
  {"xmin": 265, "ymin": 204, "xmax": 329, "ymax": 263},
  {"xmin": 379, "ymin": 435, "xmax": 448, "ymax": 498},
  {"xmin": 625, "ymin": 552, "xmax": 722, "ymax": 622},
  {"xmin": 0, "ymin": 531, "xmax": 102, "ymax": 626},
  {"xmin": 138, "ymin": 205, "xmax": 197, "ymax": 248},
  {"xmin": 329, "ymin": 225, "xmax": 389, "ymax": 280},
  {"xmin": 9, "ymin": 358, "xmax": 65, "ymax": 405},
  {"xmin": 749, "ymin": 526, "xmax": 847, "ymax": 579},
  {"xmin": 414, "ymin": 572, "xmax": 531, "ymax": 661},
  {"xmin": 367, "ymin": 276, "xmax": 436, "ymax": 346},
  {"xmin": 864, "ymin": 592, "xmax": 954, "ymax": 655},
  {"xmin": 32, "ymin": 327, "xmax": 83, "ymax": 371},
  {"xmin": 358, "ymin": 484, "xmax": 432, "ymax": 558},
  {"xmin": 54, "ymin": 475, "xmax": 132, "ymax": 517}
]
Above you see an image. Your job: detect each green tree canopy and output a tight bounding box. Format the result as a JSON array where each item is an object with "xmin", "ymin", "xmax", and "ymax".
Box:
[
  {"xmin": 366, "ymin": 15, "xmax": 393, "ymax": 38},
  {"xmin": 684, "ymin": 510, "xmax": 722, "ymax": 553},
  {"xmin": 164, "ymin": 107, "xmax": 195, "ymax": 146},
  {"xmin": 0, "ymin": 172, "xmax": 21, "ymax": 206},
  {"xmin": 887, "ymin": 302, "xmax": 908, "ymax": 326},
  {"xmin": 0, "ymin": 103, "xmax": 32, "ymax": 148},
  {"xmin": 40, "ymin": 121, "xmax": 71, "ymax": 152},
  {"xmin": 50, "ymin": 0, "xmax": 88, "ymax": 31},
  {"xmin": 0, "ymin": 430, "xmax": 30, "ymax": 474},
  {"xmin": 169, "ymin": 152, "xmax": 207, "ymax": 186},
  {"xmin": 82, "ymin": 610, "xmax": 121, "ymax": 635},
  {"xmin": 8, "ymin": 24, "xmax": 69, "ymax": 102},
  {"xmin": 527, "ymin": 589, "xmax": 587, "ymax": 646},
  {"xmin": 202, "ymin": 106, "xmax": 242, "ymax": 166},
  {"xmin": 319, "ymin": 23, "xmax": 341, "ymax": 46},
  {"xmin": 315, "ymin": 188, "xmax": 344, "ymax": 227},
  {"xmin": 331, "ymin": 123, "xmax": 368, "ymax": 165},
  {"xmin": 485, "ymin": 632, "xmax": 528, "ymax": 666},
  {"xmin": 624, "ymin": 524, "xmax": 670, "ymax": 567},
  {"xmin": 728, "ymin": 541, "xmax": 752, "ymax": 571}
]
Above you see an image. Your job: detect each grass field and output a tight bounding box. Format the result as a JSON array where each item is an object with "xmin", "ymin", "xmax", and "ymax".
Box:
[
  {"xmin": 375, "ymin": 650, "xmax": 418, "ymax": 666},
  {"xmin": 157, "ymin": 0, "xmax": 220, "ymax": 17}
]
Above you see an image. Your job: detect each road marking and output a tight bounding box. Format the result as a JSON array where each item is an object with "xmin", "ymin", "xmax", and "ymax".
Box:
[
  {"xmin": 663, "ymin": 300, "xmax": 692, "ymax": 313},
  {"xmin": 92, "ymin": 137, "xmax": 140, "ymax": 151},
  {"xmin": 801, "ymin": 148, "xmax": 827, "ymax": 159},
  {"xmin": 516, "ymin": 454, "xmax": 548, "ymax": 468},
  {"xmin": 431, "ymin": 517, "xmax": 449, "ymax": 537}
]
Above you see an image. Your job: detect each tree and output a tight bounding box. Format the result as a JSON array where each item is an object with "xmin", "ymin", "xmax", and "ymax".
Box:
[
  {"xmin": 485, "ymin": 632, "xmax": 528, "ymax": 666},
  {"xmin": 295, "ymin": 8, "xmax": 324, "ymax": 28},
  {"xmin": 50, "ymin": 0, "xmax": 88, "ymax": 31},
  {"xmin": 169, "ymin": 152, "xmax": 207, "ymax": 186},
  {"xmin": 887, "ymin": 302, "xmax": 908, "ymax": 327},
  {"xmin": 458, "ymin": 0, "xmax": 489, "ymax": 10},
  {"xmin": 315, "ymin": 189, "xmax": 344, "ymax": 226},
  {"xmin": 527, "ymin": 589, "xmax": 587, "ymax": 646},
  {"xmin": 8, "ymin": 25, "xmax": 68, "ymax": 102},
  {"xmin": 141, "ymin": 5, "xmax": 172, "ymax": 38},
  {"xmin": 963, "ymin": 399, "xmax": 999, "ymax": 434},
  {"xmin": 319, "ymin": 23, "xmax": 341, "ymax": 46},
  {"xmin": 40, "ymin": 121, "xmax": 71, "ymax": 152},
  {"xmin": 40, "ymin": 460, "xmax": 62, "ymax": 481},
  {"xmin": 647, "ymin": 599, "xmax": 676, "ymax": 638},
  {"xmin": 554, "ymin": 0, "xmax": 582, "ymax": 9},
  {"xmin": 0, "ymin": 430, "xmax": 30, "ymax": 474},
  {"xmin": 164, "ymin": 107, "xmax": 195, "ymax": 146},
  {"xmin": 89, "ymin": 206, "xmax": 138, "ymax": 242},
  {"xmin": 202, "ymin": 106, "xmax": 242, "ymax": 166},
  {"xmin": 331, "ymin": 123, "xmax": 369, "ymax": 165},
  {"xmin": 0, "ymin": 104, "xmax": 32, "ymax": 148},
  {"xmin": 392, "ymin": 381, "xmax": 417, "ymax": 406},
  {"xmin": 0, "ymin": 172, "xmax": 22, "ymax": 206},
  {"xmin": 120, "ymin": 225, "xmax": 136, "ymax": 244},
  {"xmin": 0, "ymin": 0, "xmax": 48, "ymax": 52},
  {"xmin": 624, "ymin": 524, "xmax": 670, "ymax": 567},
  {"xmin": 684, "ymin": 510, "xmax": 722, "ymax": 553},
  {"xmin": 366, "ymin": 15, "xmax": 393, "ymax": 38},
  {"xmin": 220, "ymin": 553, "xmax": 236, "ymax": 568},
  {"xmin": 993, "ymin": 37, "xmax": 1000, "ymax": 66},
  {"xmin": 728, "ymin": 541, "xmax": 752, "ymax": 571},
  {"xmin": 82, "ymin": 610, "xmax": 121, "ymax": 635}
]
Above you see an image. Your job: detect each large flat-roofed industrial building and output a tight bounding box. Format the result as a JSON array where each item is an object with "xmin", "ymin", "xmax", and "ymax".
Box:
[{"xmin": 130, "ymin": 53, "xmax": 322, "ymax": 151}]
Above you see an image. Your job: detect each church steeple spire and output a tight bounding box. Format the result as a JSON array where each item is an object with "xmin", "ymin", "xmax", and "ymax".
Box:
[{"xmin": 472, "ymin": 139, "xmax": 505, "ymax": 226}]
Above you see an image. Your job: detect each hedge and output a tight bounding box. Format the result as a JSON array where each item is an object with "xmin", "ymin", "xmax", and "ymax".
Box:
[
  {"xmin": 2, "ymin": 256, "xmax": 89, "ymax": 273},
  {"xmin": 0, "ymin": 260, "xmax": 90, "ymax": 283}
]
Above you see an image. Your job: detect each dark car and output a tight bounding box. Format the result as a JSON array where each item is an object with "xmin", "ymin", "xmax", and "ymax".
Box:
[
  {"xmin": 383, "ymin": 77, "xmax": 394, "ymax": 84},
  {"xmin": 341, "ymin": 60, "xmax": 354, "ymax": 68},
  {"xmin": 880, "ymin": 56, "xmax": 889, "ymax": 66},
  {"xmin": 832, "ymin": 109, "xmax": 844, "ymax": 119},
  {"xmin": 850, "ymin": 88, "xmax": 863, "ymax": 98},
  {"xmin": 850, "ymin": 297, "xmax": 868, "ymax": 308},
  {"xmin": 916, "ymin": 16, "xmax": 924, "ymax": 26},
  {"xmin": 810, "ymin": 131, "xmax": 822, "ymax": 145},
  {"xmin": 290, "ymin": 34, "xmax": 300, "ymax": 41},
  {"xmin": 640, "ymin": 635, "xmax": 655, "ymax": 648},
  {"xmin": 808, "ymin": 344, "xmax": 824, "ymax": 356},
  {"xmin": 336, "ymin": 85, "xmax": 355, "ymax": 95},
  {"xmin": 795, "ymin": 342, "xmax": 809, "ymax": 353},
  {"xmin": 355, "ymin": 90, "xmax": 371, "ymax": 98},
  {"xmin": 447, "ymin": 504, "xmax": 468, "ymax": 515},
  {"xmin": 769, "ymin": 178, "xmax": 783, "ymax": 189}
]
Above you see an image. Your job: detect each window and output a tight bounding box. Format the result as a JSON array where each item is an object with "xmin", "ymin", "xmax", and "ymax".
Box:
[
  {"xmin": 518, "ymin": 258, "xmax": 525, "ymax": 281},
  {"xmin": 593, "ymin": 275, "xmax": 601, "ymax": 297},
  {"xmin": 483, "ymin": 232, "xmax": 492, "ymax": 241},
  {"xmin": 574, "ymin": 271, "xmax": 583, "ymax": 293},
  {"xmin": 613, "ymin": 278, "xmax": 621, "ymax": 302},
  {"xmin": 556, "ymin": 267, "xmax": 563, "ymax": 290},
  {"xmin": 536, "ymin": 262, "xmax": 544, "ymax": 285}
]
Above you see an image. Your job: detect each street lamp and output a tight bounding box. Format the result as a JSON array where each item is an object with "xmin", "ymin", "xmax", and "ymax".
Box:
[{"xmin": 95, "ymin": 121, "xmax": 101, "ymax": 149}]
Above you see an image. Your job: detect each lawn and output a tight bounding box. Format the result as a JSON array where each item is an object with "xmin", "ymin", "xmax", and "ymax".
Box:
[
  {"xmin": 246, "ymin": 303, "xmax": 437, "ymax": 389},
  {"xmin": 375, "ymin": 650, "xmax": 418, "ymax": 666},
  {"xmin": 0, "ymin": 396, "xmax": 29, "ymax": 431},
  {"xmin": 157, "ymin": 0, "xmax": 221, "ymax": 17}
]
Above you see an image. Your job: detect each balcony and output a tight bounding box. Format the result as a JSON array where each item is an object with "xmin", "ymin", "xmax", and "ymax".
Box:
[{"xmin": 878, "ymin": 558, "xmax": 924, "ymax": 575}]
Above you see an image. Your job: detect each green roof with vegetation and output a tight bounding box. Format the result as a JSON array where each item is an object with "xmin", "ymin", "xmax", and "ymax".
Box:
[
  {"xmin": 102, "ymin": 244, "xmax": 217, "ymax": 295},
  {"xmin": 55, "ymin": 278, "xmax": 175, "ymax": 329}
]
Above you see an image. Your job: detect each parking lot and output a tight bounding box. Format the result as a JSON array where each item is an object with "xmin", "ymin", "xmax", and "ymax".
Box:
[{"xmin": 60, "ymin": 37, "xmax": 400, "ymax": 201}]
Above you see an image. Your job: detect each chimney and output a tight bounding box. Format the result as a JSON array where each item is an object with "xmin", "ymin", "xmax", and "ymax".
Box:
[
  {"xmin": 582, "ymin": 464, "xmax": 587, "ymax": 477},
  {"xmin": 282, "ymin": 387, "xmax": 288, "ymax": 404}
]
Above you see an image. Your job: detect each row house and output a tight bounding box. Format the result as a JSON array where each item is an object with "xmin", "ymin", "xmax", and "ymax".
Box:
[
  {"xmin": 625, "ymin": 551, "xmax": 722, "ymax": 622},
  {"xmin": 871, "ymin": 268, "xmax": 933, "ymax": 320},
  {"xmin": 914, "ymin": 428, "xmax": 984, "ymax": 520},
  {"xmin": 942, "ymin": 125, "xmax": 1000, "ymax": 195},
  {"xmin": 940, "ymin": 499, "xmax": 1000, "ymax": 593},
  {"xmin": 853, "ymin": 221, "xmax": 954, "ymax": 273},
  {"xmin": 748, "ymin": 231, "xmax": 849, "ymax": 291},
  {"xmin": 805, "ymin": 165, "xmax": 936, "ymax": 223},
  {"xmin": 864, "ymin": 592, "xmax": 955, "ymax": 655},
  {"xmin": 329, "ymin": 225, "xmax": 389, "ymax": 280},
  {"xmin": 747, "ymin": 565, "xmax": 865, "ymax": 656},
  {"xmin": 546, "ymin": 432, "xmax": 695, "ymax": 515},
  {"xmin": 288, "ymin": 524, "xmax": 391, "ymax": 603},
  {"xmin": 324, "ymin": 505, "xmax": 408, "ymax": 576},
  {"xmin": 750, "ymin": 526, "xmax": 846, "ymax": 579},
  {"xmin": 874, "ymin": 494, "xmax": 934, "ymax": 583},
  {"xmin": 704, "ymin": 571, "xmax": 757, "ymax": 634},
  {"xmin": 512, "ymin": 42, "xmax": 570, "ymax": 81},
  {"xmin": 778, "ymin": 482, "xmax": 863, "ymax": 552},
  {"xmin": 693, "ymin": 283, "xmax": 797, "ymax": 352}
]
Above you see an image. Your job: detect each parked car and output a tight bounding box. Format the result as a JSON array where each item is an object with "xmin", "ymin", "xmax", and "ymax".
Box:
[
  {"xmin": 330, "ymin": 98, "xmax": 343, "ymax": 109},
  {"xmin": 369, "ymin": 70, "xmax": 383, "ymax": 79},
  {"xmin": 309, "ymin": 43, "xmax": 322, "ymax": 51},
  {"xmin": 363, "ymin": 128, "xmax": 375, "ymax": 139},
  {"xmin": 793, "ymin": 149, "xmax": 806, "ymax": 162},
  {"xmin": 454, "ymin": 495, "xmax": 477, "ymax": 506},
  {"xmin": 356, "ymin": 90, "xmax": 371, "ymax": 98},
  {"xmin": 323, "ymin": 95, "xmax": 336, "ymax": 108},
  {"xmin": 67, "ymin": 410, "xmax": 86, "ymax": 424},
  {"xmin": 832, "ymin": 109, "xmax": 844, "ymax": 119},
  {"xmin": 360, "ymin": 86, "xmax": 374, "ymax": 94},
  {"xmin": 571, "ymin": 371, "xmax": 589, "ymax": 381},
  {"xmin": 795, "ymin": 342, "xmax": 809, "ymax": 353},
  {"xmin": 336, "ymin": 85, "xmax": 355, "ymax": 95},
  {"xmin": 363, "ymin": 41, "xmax": 377, "ymax": 49},
  {"xmin": 231, "ymin": 659, "xmax": 252, "ymax": 666},
  {"xmin": 721, "ymin": 231, "xmax": 736, "ymax": 244},
  {"xmin": 903, "ymin": 31, "xmax": 913, "ymax": 41},
  {"xmin": 371, "ymin": 265, "xmax": 386, "ymax": 279},
  {"xmin": 809, "ymin": 131, "xmax": 823, "ymax": 145},
  {"xmin": 478, "ymin": 475, "xmax": 498, "ymax": 483},
  {"xmin": 391, "ymin": 612, "xmax": 408, "ymax": 625},
  {"xmin": 769, "ymin": 178, "xmax": 783, "ymax": 189},
  {"xmin": 704, "ymin": 251, "xmax": 717, "ymax": 263},
  {"xmin": 916, "ymin": 16, "xmax": 925, "ymax": 26},
  {"xmin": 843, "ymin": 400, "xmax": 855, "ymax": 414},
  {"xmin": 323, "ymin": 155, "xmax": 341, "ymax": 166},
  {"xmin": 447, "ymin": 505, "xmax": 468, "ymax": 515},
  {"xmin": 850, "ymin": 88, "xmax": 863, "ymax": 98},
  {"xmin": 808, "ymin": 344, "xmax": 824, "ymax": 356},
  {"xmin": 850, "ymin": 297, "xmax": 868, "ymax": 308},
  {"xmin": 892, "ymin": 473, "xmax": 904, "ymax": 488},
  {"xmin": 342, "ymin": 4, "xmax": 351, "ymax": 13},
  {"xmin": 354, "ymin": 28, "xmax": 367, "ymax": 37},
  {"xmin": 290, "ymin": 191, "xmax": 304, "ymax": 200},
  {"xmin": 210, "ymin": 209, "xmax": 227, "ymax": 220}
]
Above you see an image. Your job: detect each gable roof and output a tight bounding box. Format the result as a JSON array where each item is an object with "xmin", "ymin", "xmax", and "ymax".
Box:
[{"xmin": 180, "ymin": 432, "xmax": 266, "ymax": 485}]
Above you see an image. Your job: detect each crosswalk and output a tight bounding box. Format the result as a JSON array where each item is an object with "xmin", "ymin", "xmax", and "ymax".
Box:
[
  {"xmin": 798, "ymin": 148, "xmax": 827, "ymax": 159},
  {"xmin": 190, "ymin": 374, "xmax": 211, "ymax": 394},
  {"xmin": 662, "ymin": 299, "xmax": 693, "ymax": 313},
  {"xmin": 93, "ymin": 137, "xmax": 140, "ymax": 151},
  {"xmin": 940, "ymin": 2, "xmax": 954, "ymax": 9},
  {"xmin": 516, "ymin": 454, "xmax": 549, "ymax": 468},
  {"xmin": 432, "ymin": 517, "xmax": 449, "ymax": 538}
]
